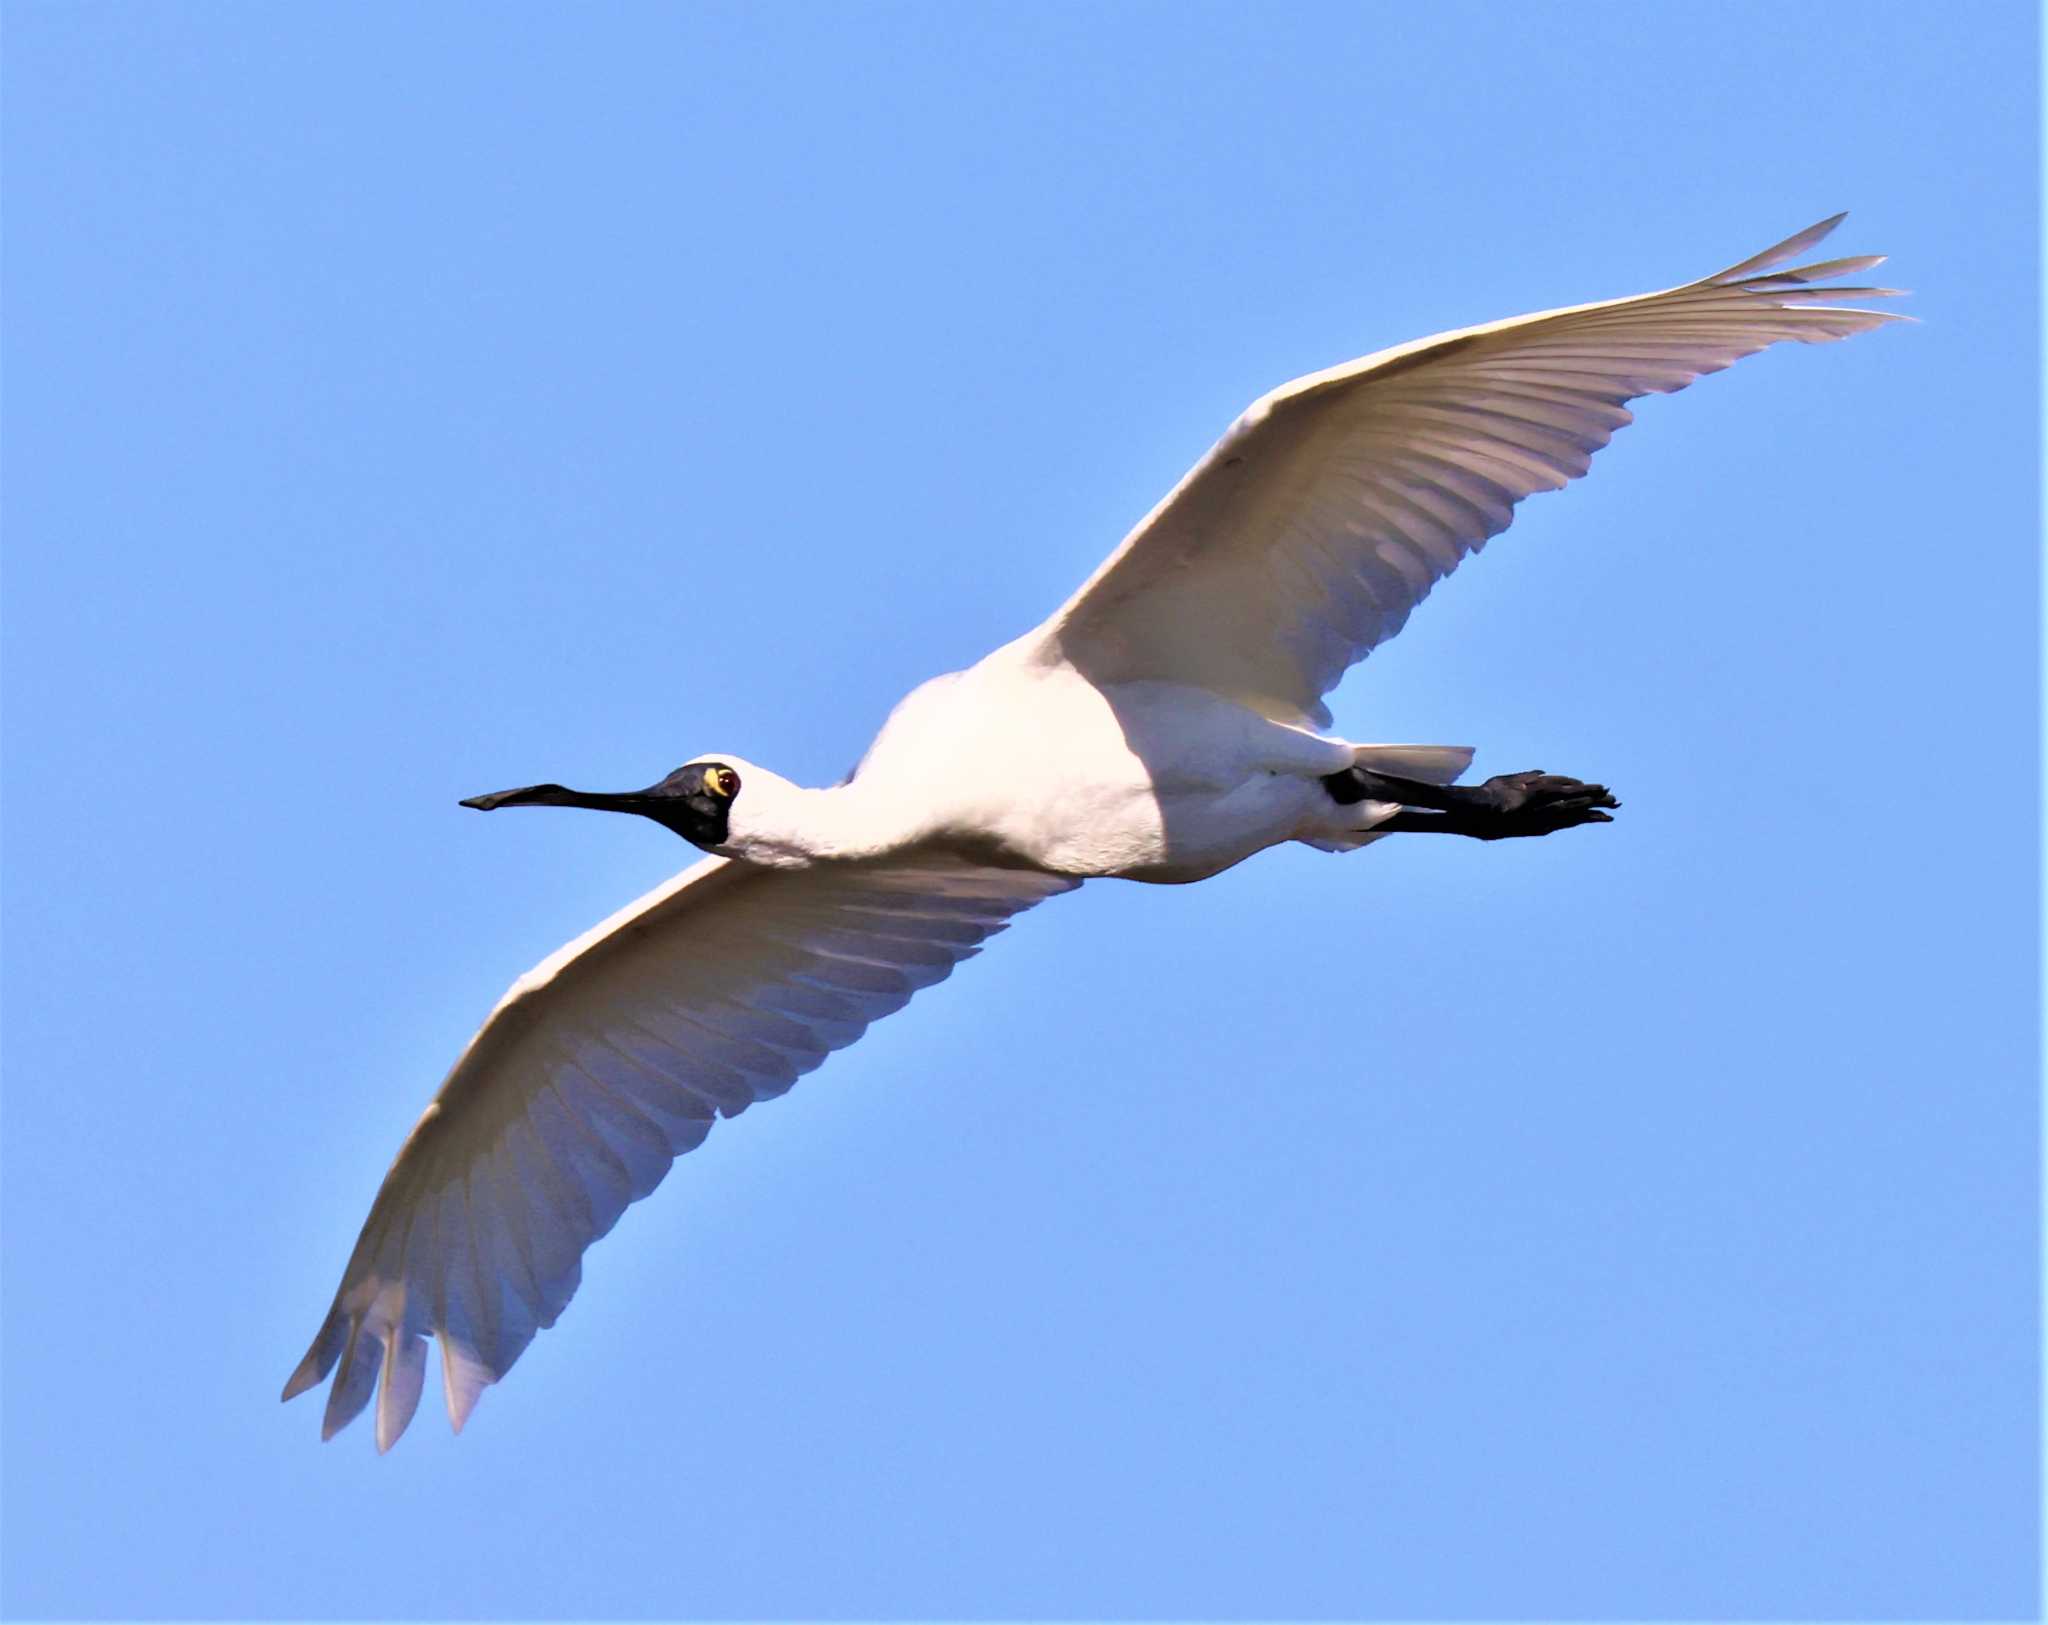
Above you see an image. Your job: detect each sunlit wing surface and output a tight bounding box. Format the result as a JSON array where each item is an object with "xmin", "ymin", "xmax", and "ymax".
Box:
[
  {"xmin": 1037, "ymin": 215, "xmax": 1907, "ymax": 726},
  {"xmin": 283, "ymin": 854, "xmax": 1076, "ymax": 1449}
]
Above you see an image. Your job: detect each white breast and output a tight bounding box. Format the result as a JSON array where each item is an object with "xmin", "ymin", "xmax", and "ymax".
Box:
[{"xmin": 850, "ymin": 650, "xmax": 1350, "ymax": 882}]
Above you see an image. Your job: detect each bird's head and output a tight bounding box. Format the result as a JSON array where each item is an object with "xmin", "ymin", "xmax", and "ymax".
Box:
[{"xmin": 460, "ymin": 756, "xmax": 768, "ymax": 852}]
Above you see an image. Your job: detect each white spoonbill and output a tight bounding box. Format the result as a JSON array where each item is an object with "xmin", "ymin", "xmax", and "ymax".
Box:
[{"xmin": 286, "ymin": 215, "xmax": 1904, "ymax": 1449}]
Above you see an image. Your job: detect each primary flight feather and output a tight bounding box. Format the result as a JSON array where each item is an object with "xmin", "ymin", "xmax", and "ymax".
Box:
[{"xmin": 285, "ymin": 215, "xmax": 1905, "ymax": 1449}]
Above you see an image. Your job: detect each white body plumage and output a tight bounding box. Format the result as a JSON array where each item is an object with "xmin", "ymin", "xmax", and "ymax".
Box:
[{"xmin": 753, "ymin": 653, "xmax": 1409, "ymax": 885}]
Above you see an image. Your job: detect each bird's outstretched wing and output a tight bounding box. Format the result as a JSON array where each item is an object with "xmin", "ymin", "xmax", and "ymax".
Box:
[
  {"xmin": 1035, "ymin": 215, "xmax": 1907, "ymax": 726},
  {"xmin": 283, "ymin": 854, "xmax": 1076, "ymax": 1449}
]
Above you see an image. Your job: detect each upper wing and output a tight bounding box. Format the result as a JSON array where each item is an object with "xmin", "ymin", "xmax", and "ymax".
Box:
[
  {"xmin": 1034, "ymin": 215, "xmax": 1907, "ymax": 726},
  {"xmin": 283, "ymin": 853, "xmax": 1076, "ymax": 1450}
]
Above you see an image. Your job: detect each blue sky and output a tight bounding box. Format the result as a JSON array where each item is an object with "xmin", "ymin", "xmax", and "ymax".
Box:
[{"xmin": 2, "ymin": 3, "xmax": 2037, "ymax": 1618}]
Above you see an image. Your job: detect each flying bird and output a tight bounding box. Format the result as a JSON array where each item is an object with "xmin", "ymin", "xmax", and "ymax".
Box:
[{"xmin": 286, "ymin": 215, "xmax": 1904, "ymax": 1449}]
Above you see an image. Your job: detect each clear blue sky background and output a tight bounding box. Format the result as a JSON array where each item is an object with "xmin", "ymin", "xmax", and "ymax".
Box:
[{"xmin": 2, "ymin": 3, "xmax": 2038, "ymax": 1619}]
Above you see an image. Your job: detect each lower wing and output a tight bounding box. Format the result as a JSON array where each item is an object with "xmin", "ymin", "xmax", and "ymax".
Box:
[{"xmin": 283, "ymin": 853, "xmax": 1076, "ymax": 1449}]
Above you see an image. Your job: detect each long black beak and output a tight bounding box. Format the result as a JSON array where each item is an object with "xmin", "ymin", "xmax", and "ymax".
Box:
[
  {"xmin": 459, "ymin": 782, "xmax": 654, "ymax": 814},
  {"xmin": 459, "ymin": 764, "xmax": 735, "ymax": 847}
]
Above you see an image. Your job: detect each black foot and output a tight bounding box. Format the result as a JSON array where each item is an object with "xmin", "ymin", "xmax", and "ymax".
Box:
[
  {"xmin": 1324, "ymin": 763, "xmax": 1620, "ymax": 841},
  {"xmin": 1464, "ymin": 771, "xmax": 1619, "ymax": 840}
]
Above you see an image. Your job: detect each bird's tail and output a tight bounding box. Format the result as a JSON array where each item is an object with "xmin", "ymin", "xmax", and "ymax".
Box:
[{"xmin": 1347, "ymin": 743, "xmax": 1474, "ymax": 785}]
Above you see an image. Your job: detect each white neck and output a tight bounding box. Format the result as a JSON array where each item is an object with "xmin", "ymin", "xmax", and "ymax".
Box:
[{"xmin": 695, "ymin": 758, "xmax": 899, "ymax": 868}]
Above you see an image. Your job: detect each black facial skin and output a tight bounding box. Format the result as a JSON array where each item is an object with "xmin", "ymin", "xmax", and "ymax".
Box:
[{"xmin": 460, "ymin": 762, "xmax": 740, "ymax": 848}]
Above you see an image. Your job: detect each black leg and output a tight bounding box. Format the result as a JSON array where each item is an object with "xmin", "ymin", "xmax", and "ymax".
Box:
[{"xmin": 1322, "ymin": 766, "xmax": 1619, "ymax": 840}]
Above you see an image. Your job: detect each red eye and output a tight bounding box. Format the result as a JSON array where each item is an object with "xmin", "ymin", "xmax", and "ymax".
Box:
[{"xmin": 710, "ymin": 767, "xmax": 740, "ymax": 798}]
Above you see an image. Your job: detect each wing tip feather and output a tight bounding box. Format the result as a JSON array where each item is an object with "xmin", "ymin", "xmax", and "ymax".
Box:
[
  {"xmin": 442, "ymin": 1334, "xmax": 495, "ymax": 1435},
  {"xmin": 1703, "ymin": 212, "xmax": 1851, "ymax": 284},
  {"xmin": 281, "ymin": 1307, "xmax": 347, "ymax": 1402},
  {"xmin": 280, "ymin": 1362, "xmax": 322, "ymax": 1404}
]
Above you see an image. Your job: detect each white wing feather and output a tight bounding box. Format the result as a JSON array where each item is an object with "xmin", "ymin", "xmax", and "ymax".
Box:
[
  {"xmin": 1037, "ymin": 214, "xmax": 1907, "ymax": 725},
  {"xmin": 283, "ymin": 853, "xmax": 1075, "ymax": 1449}
]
